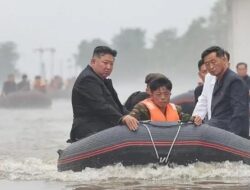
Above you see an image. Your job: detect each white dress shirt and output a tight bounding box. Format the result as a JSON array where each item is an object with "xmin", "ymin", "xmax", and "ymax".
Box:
[{"xmin": 192, "ymin": 73, "xmax": 216, "ymax": 120}]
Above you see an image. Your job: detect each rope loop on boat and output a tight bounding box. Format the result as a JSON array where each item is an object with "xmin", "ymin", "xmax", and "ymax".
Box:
[
  {"xmin": 164, "ymin": 123, "xmax": 182, "ymax": 164},
  {"xmin": 141, "ymin": 122, "xmax": 182, "ymax": 164},
  {"xmin": 141, "ymin": 123, "xmax": 159, "ymax": 159}
]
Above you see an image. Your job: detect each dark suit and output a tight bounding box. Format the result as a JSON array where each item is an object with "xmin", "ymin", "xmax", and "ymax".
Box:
[
  {"xmin": 242, "ymin": 75, "xmax": 250, "ymax": 90},
  {"xmin": 207, "ymin": 69, "xmax": 249, "ymax": 138},
  {"xmin": 70, "ymin": 65, "xmax": 128, "ymax": 142},
  {"xmin": 194, "ymin": 85, "xmax": 203, "ymax": 104}
]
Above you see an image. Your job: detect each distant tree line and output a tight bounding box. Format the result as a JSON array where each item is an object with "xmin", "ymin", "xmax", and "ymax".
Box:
[
  {"xmin": 0, "ymin": 41, "xmax": 19, "ymax": 82},
  {"xmin": 75, "ymin": 0, "xmax": 229, "ymax": 84},
  {"xmin": 0, "ymin": 0, "xmax": 229, "ymax": 86}
]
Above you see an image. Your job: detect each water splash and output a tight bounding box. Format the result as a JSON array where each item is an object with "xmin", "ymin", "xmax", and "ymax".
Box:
[{"xmin": 1, "ymin": 157, "xmax": 250, "ymax": 183}]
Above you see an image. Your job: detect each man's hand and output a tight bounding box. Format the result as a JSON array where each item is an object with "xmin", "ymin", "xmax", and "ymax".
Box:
[
  {"xmin": 122, "ymin": 115, "xmax": 139, "ymax": 131},
  {"xmin": 192, "ymin": 115, "xmax": 203, "ymax": 126}
]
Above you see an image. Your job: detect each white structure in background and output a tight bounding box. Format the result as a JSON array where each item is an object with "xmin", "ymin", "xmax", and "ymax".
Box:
[{"xmin": 228, "ymin": 0, "xmax": 250, "ymax": 66}]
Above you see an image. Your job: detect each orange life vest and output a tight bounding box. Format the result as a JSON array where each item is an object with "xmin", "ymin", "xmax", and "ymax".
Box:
[{"xmin": 141, "ymin": 98, "xmax": 180, "ymax": 122}]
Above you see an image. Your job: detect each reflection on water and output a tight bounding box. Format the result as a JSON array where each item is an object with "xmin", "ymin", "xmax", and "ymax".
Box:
[{"xmin": 0, "ymin": 100, "xmax": 250, "ymax": 189}]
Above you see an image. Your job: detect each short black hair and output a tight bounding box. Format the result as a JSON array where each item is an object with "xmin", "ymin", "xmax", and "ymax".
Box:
[
  {"xmin": 149, "ymin": 77, "xmax": 172, "ymax": 92},
  {"xmin": 236, "ymin": 62, "xmax": 248, "ymax": 69},
  {"xmin": 92, "ymin": 46, "xmax": 117, "ymax": 58},
  {"xmin": 201, "ymin": 46, "xmax": 226, "ymax": 61},
  {"xmin": 145, "ymin": 73, "xmax": 167, "ymax": 84},
  {"xmin": 198, "ymin": 59, "xmax": 204, "ymax": 71}
]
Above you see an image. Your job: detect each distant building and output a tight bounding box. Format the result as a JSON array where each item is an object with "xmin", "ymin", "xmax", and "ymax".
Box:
[{"xmin": 228, "ymin": 0, "xmax": 250, "ymax": 66}]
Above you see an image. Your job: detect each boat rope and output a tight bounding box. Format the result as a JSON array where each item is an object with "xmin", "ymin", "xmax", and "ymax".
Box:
[
  {"xmin": 142, "ymin": 123, "xmax": 159, "ymax": 159},
  {"xmin": 164, "ymin": 123, "xmax": 182, "ymax": 164},
  {"xmin": 141, "ymin": 122, "xmax": 183, "ymax": 164}
]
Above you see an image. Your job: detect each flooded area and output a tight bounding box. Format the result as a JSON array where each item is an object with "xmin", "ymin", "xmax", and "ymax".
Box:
[{"xmin": 0, "ymin": 99, "xmax": 250, "ymax": 190}]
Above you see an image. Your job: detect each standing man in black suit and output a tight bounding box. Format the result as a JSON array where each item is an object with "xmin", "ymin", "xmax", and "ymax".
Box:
[
  {"xmin": 199, "ymin": 46, "xmax": 249, "ymax": 139},
  {"xmin": 69, "ymin": 46, "xmax": 138, "ymax": 142}
]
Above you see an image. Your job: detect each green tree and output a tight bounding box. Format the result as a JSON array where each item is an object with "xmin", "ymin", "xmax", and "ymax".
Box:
[
  {"xmin": 72, "ymin": 0, "xmax": 230, "ymax": 90},
  {"xmin": 75, "ymin": 38, "xmax": 108, "ymax": 68},
  {"xmin": 0, "ymin": 41, "xmax": 19, "ymax": 82},
  {"xmin": 177, "ymin": 17, "xmax": 211, "ymax": 74},
  {"xmin": 112, "ymin": 28, "xmax": 145, "ymax": 51},
  {"xmin": 208, "ymin": 0, "xmax": 229, "ymax": 48},
  {"xmin": 112, "ymin": 28, "xmax": 147, "ymax": 80},
  {"xmin": 176, "ymin": 0, "xmax": 230, "ymax": 81},
  {"xmin": 150, "ymin": 29, "xmax": 178, "ymax": 72},
  {"xmin": 148, "ymin": 0, "xmax": 230, "ymax": 88}
]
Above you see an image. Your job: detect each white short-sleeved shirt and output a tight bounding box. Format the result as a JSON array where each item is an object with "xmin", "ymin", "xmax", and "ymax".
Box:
[{"xmin": 192, "ymin": 73, "xmax": 216, "ymax": 120}]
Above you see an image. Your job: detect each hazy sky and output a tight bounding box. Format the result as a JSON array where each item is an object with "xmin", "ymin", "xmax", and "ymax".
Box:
[{"xmin": 0, "ymin": 0, "xmax": 217, "ymax": 78}]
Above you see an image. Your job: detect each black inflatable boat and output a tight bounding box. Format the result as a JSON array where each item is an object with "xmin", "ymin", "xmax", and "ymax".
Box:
[
  {"xmin": 57, "ymin": 122, "xmax": 250, "ymax": 172},
  {"xmin": 170, "ymin": 90, "xmax": 195, "ymax": 115},
  {"xmin": 0, "ymin": 91, "xmax": 52, "ymax": 108}
]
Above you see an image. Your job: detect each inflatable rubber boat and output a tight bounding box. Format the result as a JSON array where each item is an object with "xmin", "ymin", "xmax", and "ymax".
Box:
[
  {"xmin": 171, "ymin": 90, "xmax": 195, "ymax": 115},
  {"xmin": 0, "ymin": 90, "xmax": 52, "ymax": 108},
  {"xmin": 57, "ymin": 122, "xmax": 250, "ymax": 172}
]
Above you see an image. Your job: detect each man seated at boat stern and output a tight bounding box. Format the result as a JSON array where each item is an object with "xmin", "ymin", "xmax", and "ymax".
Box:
[
  {"xmin": 127, "ymin": 77, "xmax": 190, "ymax": 125},
  {"xmin": 124, "ymin": 73, "xmax": 167, "ymax": 111},
  {"xmin": 195, "ymin": 46, "xmax": 249, "ymax": 139},
  {"xmin": 69, "ymin": 46, "xmax": 138, "ymax": 142}
]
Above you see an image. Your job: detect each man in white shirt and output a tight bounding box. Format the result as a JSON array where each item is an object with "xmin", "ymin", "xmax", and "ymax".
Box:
[{"xmin": 192, "ymin": 73, "xmax": 216, "ymax": 124}]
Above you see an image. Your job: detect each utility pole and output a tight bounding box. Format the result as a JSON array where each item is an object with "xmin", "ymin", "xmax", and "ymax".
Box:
[
  {"xmin": 45, "ymin": 47, "xmax": 56, "ymax": 79},
  {"xmin": 73, "ymin": 53, "xmax": 78, "ymax": 76},
  {"xmin": 34, "ymin": 48, "xmax": 46, "ymax": 79},
  {"xmin": 59, "ymin": 59, "xmax": 64, "ymax": 78}
]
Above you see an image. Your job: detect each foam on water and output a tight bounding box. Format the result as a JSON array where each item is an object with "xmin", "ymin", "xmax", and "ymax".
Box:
[{"xmin": 1, "ymin": 157, "xmax": 250, "ymax": 183}]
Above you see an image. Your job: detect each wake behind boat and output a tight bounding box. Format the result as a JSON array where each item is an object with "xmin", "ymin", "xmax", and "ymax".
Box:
[{"xmin": 57, "ymin": 122, "xmax": 250, "ymax": 172}]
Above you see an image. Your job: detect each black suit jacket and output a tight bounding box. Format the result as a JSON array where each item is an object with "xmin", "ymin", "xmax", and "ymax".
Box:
[
  {"xmin": 194, "ymin": 85, "xmax": 203, "ymax": 104},
  {"xmin": 243, "ymin": 75, "xmax": 250, "ymax": 90},
  {"xmin": 70, "ymin": 65, "xmax": 128, "ymax": 141},
  {"xmin": 208, "ymin": 69, "xmax": 249, "ymax": 138}
]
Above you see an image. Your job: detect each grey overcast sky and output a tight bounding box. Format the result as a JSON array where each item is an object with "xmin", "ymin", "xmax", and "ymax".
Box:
[{"xmin": 0, "ymin": 0, "xmax": 217, "ymax": 78}]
